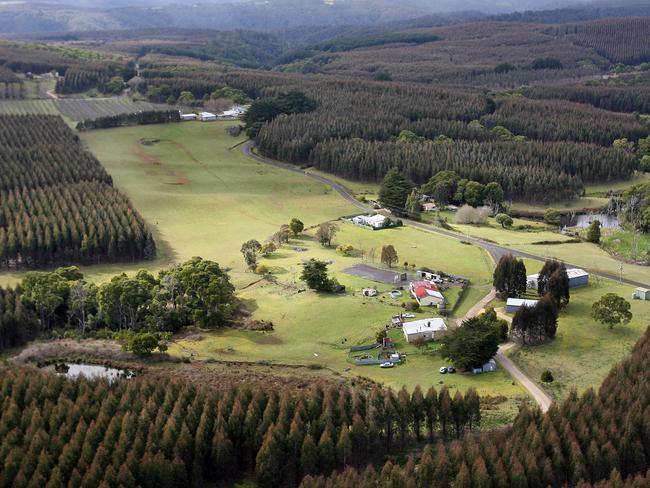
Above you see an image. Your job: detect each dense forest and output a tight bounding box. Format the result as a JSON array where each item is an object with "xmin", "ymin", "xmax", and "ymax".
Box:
[
  {"xmin": 0, "ymin": 368, "xmax": 481, "ymax": 488},
  {"xmin": 557, "ymin": 17, "xmax": 650, "ymax": 64},
  {"xmin": 303, "ymin": 138, "xmax": 636, "ymax": 202},
  {"xmin": 1, "ymin": 326, "xmax": 649, "ymax": 487},
  {"xmin": 0, "ymin": 115, "xmax": 154, "ymax": 268},
  {"xmin": 129, "ymin": 59, "xmax": 648, "ymax": 203},
  {"xmin": 482, "ymin": 98, "xmax": 648, "ymax": 146},
  {"xmin": 525, "ymin": 81, "xmax": 650, "ymax": 114},
  {"xmin": 0, "ymin": 66, "xmax": 22, "ymax": 99}
]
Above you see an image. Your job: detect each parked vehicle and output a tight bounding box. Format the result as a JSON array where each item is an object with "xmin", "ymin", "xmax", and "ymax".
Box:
[
  {"xmin": 380, "ymin": 362, "xmax": 395, "ymax": 369},
  {"xmin": 439, "ymin": 366, "xmax": 448, "ymax": 374},
  {"xmin": 447, "ymin": 366, "xmax": 456, "ymax": 374},
  {"xmin": 402, "ymin": 312, "xmax": 416, "ymax": 318}
]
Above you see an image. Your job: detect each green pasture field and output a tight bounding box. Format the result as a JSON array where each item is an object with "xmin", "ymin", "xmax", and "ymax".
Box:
[
  {"xmin": 70, "ymin": 121, "xmax": 527, "ymax": 421},
  {"xmin": 506, "ymin": 277, "xmax": 650, "ymax": 401}
]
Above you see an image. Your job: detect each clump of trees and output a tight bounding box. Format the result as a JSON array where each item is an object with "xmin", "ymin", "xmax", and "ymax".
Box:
[
  {"xmin": 0, "ymin": 258, "xmax": 237, "ymax": 353},
  {"xmin": 621, "ymin": 181, "xmax": 650, "ymax": 233},
  {"xmin": 587, "ymin": 219, "xmax": 602, "ymax": 243},
  {"xmin": 537, "ymin": 259, "xmax": 570, "ymax": 309},
  {"xmin": 245, "ymin": 90, "xmax": 317, "ymax": 137},
  {"xmin": 420, "ymin": 170, "xmax": 505, "ymax": 210},
  {"xmin": 511, "ymin": 294, "xmax": 559, "ymax": 344},
  {"xmin": 301, "ymin": 259, "xmax": 341, "ymax": 293},
  {"xmin": 440, "ymin": 310, "xmax": 505, "ymax": 370},
  {"xmin": 493, "ymin": 254, "xmax": 527, "ymax": 298},
  {"xmin": 378, "ymin": 168, "xmax": 413, "ymax": 217}
]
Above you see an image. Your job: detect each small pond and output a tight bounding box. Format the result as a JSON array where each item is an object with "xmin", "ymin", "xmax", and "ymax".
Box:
[
  {"xmin": 573, "ymin": 213, "xmax": 620, "ymax": 230},
  {"xmin": 52, "ymin": 363, "xmax": 134, "ymax": 383}
]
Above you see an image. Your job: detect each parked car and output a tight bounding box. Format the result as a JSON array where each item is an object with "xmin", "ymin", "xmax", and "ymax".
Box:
[
  {"xmin": 439, "ymin": 366, "xmax": 448, "ymax": 374},
  {"xmin": 402, "ymin": 312, "xmax": 416, "ymax": 318},
  {"xmin": 380, "ymin": 362, "xmax": 394, "ymax": 369},
  {"xmin": 389, "ymin": 290, "xmax": 402, "ymax": 299},
  {"xmin": 447, "ymin": 366, "xmax": 456, "ymax": 374}
]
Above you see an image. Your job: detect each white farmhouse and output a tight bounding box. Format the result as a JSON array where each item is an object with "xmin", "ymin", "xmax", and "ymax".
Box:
[
  {"xmin": 351, "ymin": 214, "xmax": 387, "ymax": 229},
  {"xmin": 402, "ymin": 318, "xmax": 447, "ymax": 343}
]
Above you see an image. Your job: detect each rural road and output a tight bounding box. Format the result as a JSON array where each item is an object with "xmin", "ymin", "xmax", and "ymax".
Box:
[
  {"xmin": 242, "ymin": 141, "xmax": 650, "ymax": 289},
  {"xmin": 496, "ymin": 344, "xmax": 553, "ymax": 413},
  {"xmin": 243, "ymin": 142, "xmax": 557, "ymax": 411},
  {"xmin": 460, "ymin": 292, "xmax": 553, "ymax": 413}
]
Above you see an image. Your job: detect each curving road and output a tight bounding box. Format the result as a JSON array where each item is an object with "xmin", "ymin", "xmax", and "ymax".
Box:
[
  {"xmin": 243, "ymin": 141, "xmax": 650, "ymax": 289},
  {"xmin": 244, "ymin": 142, "xmax": 564, "ymax": 411}
]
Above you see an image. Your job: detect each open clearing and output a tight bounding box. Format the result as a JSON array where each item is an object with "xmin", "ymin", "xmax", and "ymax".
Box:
[
  {"xmin": 74, "ymin": 121, "xmax": 527, "ymax": 423},
  {"xmin": 507, "ymin": 276, "xmax": 650, "ymax": 401},
  {"xmin": 5, "ymin": 120, "xmax": 646, "ymax": 424}
]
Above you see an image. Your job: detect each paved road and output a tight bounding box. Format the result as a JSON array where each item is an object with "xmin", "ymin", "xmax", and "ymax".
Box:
[{"xmin": 243, "ymin": 141, "xmax": 650, "ymax": 289}]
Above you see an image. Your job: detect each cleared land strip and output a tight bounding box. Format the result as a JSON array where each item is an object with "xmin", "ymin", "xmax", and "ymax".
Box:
[{"xmin": 242, "ymin": 141, "xmax": 650, "ymax": 289}]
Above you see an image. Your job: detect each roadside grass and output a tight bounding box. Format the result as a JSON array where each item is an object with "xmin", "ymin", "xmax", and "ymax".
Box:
[
  {"xmin": 504, "ymin": 277, "xmax": 650, "ymax": 402},
  {"xmin": 511, "ymin": 241, "xmax": 650, "ymax": 285},
  {"xmin": 600, "ymin": 230, "xmax": 650, "ymax": 263}
]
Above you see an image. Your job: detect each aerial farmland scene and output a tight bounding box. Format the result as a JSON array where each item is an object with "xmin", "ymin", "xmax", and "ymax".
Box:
[{"xmin": 0, "ymin": 1, "xmax": 649, "ymax": 487}]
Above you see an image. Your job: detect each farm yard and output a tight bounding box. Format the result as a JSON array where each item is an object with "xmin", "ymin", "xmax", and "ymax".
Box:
[
  {"xmin": 504, "ymin": 275, "xmax": 650, "ymax": 401},
  {"xmin": 69, "ymin": 121, "xmax": 529, "ymax": 423}
]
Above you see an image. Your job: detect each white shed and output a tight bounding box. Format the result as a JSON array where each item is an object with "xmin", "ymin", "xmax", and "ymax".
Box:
[{"xmin": 199, "ymin": 112, "xmax": 217, "ymax": 121}]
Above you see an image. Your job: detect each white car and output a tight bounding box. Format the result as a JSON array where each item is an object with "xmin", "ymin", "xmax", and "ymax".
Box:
[
  {"xmin": 380, "ymin": 362, "xmax": 395, "ymax": 368},
  {"xmin": 402, "ymin": 313, "xmax": 416, "ymax": 318}
]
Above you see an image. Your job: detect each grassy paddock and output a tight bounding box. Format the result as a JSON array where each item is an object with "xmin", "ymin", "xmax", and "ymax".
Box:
[{"xmin": 506, "ymin": 277, "xmax": 650, "ymax": 401}]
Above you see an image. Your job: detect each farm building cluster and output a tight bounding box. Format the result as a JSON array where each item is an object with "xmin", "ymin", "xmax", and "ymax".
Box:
[
  {"xmin": 526, "ymin": 268, "xmax": 589, "ymax": 290},
  {"xmin": 179, "ymin": 105, "xmax": 249, "ymax": 122}
]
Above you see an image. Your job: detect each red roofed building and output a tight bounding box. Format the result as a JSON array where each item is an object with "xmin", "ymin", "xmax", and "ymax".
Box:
[{"xmin": 409, "ymin": 281, "xmax": 446, "ymax": 308}]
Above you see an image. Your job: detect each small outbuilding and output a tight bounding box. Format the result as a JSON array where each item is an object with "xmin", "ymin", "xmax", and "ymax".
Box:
[
  {"xmin": 506, "ymin": 298, "xmax": 540, "ymax": 314},
  {"xmin": 416, "ymin": 270, "xmax": 442, "ymax": 283},
  {"xmin": 199, "ymin": 112, "xmax": 217, "ymax": 121},
  {"xmin": 567, "ymin": 268, "xmax": 589, "ymax": 288},
  {"xmin": 633, "ymin": 287, "xmax": 650, "ymax": 300},
  {"xmin": 179, "ymin": 112, "xmax": 197, "ymax": 121},
  {"xmin": 473, "ymin": 359, "xmax": 497, "ymax": 374},
  {"xmin": 527, "ymin": 267, "xmax": 589, "ymax": 289},
  {"xmin": 402, "ymin": 318, "xmax": 447, "ymax": 343},
  {"xmin": 362, "ymin": 288, "xmax": 378, "ymax": 297}
]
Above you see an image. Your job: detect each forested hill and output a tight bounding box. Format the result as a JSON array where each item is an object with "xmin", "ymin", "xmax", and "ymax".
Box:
[{"xmin": 1, "ymin": 326, "xmax": 648, "ymax": 487}]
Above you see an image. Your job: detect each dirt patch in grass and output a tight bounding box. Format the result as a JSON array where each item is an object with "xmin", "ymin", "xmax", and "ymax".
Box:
[{"xmin": 133, "ymin": 141, "xmax": 190, "ymax": 185}]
